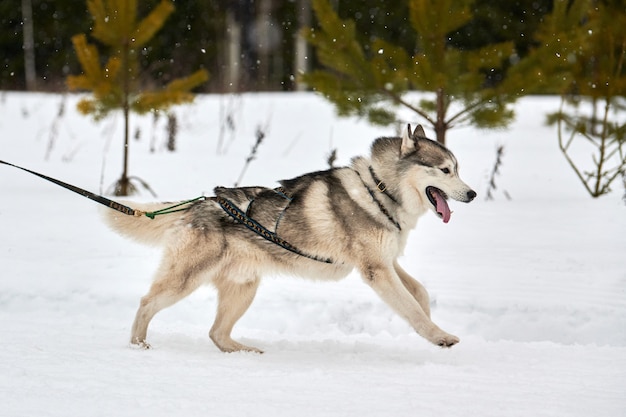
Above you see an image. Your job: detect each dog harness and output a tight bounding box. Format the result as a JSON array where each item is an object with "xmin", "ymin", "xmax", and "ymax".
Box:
[
  {"xmin": 215, "ymin": 188, "xmax": 335, "ymax": 264},
  {"xmin": 215, "ymin": 165, "xmax": 403, "ymax": 264}
]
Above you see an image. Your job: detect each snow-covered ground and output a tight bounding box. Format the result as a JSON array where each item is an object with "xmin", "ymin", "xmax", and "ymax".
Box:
[{"xmin": 1, "ymin": 92, "xmax": 624, "ymax": 417}]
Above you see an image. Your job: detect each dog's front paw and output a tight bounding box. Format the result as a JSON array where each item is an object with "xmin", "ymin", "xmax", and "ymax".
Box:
[
  {"xmin": 437, "ymin": 335, "xmax": 459, "ymax": 348},
  {"xmin": 130, "ymin": 337, "xmax": 152, "ymax": 350},
  {"xmin": 429, "ymin": 331, "xmax": 460, "ymax": 348}
]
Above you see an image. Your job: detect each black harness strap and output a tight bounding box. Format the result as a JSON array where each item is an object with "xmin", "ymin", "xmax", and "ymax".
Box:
[
  {"xmin": 355, "ymin": 168, "xmax": 402, "ymax": 231},
  {"xmin": 216, "ymin": 196, "xmax": 334, "ymax": 264},
  {"xmin": 368, "ymin": 166, "xmax": 399, "ymax": 204}
]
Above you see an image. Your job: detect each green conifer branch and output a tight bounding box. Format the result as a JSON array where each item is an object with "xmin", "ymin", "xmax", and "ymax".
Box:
[
  {"xmin": 132, "ymin": 0, "xmax": 175, "ymax": 48},
  {"xmin": 304, "ymin": 0, "xmax": 520, "ymax": 143}
]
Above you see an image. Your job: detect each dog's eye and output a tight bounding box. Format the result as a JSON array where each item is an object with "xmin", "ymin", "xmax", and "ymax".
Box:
[{"xmin": 440, "ymin": 168, "xmax": 450, "ymax": 174}]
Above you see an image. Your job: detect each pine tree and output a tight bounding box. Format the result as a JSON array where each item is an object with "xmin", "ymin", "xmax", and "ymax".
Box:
[
  {"xmin": 519, "ymin": 0, "xmax": 626, "ymax": 198},
  {"xmin": 503, "ymin": 0, "xmax": 593, "ymax": 94},
  {"xmin": 67, "ymin": 0, "xmax": 209, "ymax": 195},
  {"xmin": 301, "ymin": 0, "xmax": 517, "ymax": 144}
]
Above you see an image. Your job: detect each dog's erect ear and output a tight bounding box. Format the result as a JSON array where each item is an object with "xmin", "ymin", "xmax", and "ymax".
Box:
[
  {"xmin": 401, "ymin": 123, "xmax": 420, "ymax": 157},
  {"xmin": 411, "ymin": 124, "xmax": 426, "ymax": 140}
]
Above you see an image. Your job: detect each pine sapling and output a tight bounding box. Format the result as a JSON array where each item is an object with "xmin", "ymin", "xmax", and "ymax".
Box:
[{"xmin": 67, "ymin": 0, "xmax": 208, "ymax": 195}]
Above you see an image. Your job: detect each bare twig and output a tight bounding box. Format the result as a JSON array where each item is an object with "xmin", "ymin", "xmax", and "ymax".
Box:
[
  {"xmin": 44, "ymin": 94, "xmax": 66, "ymax": 161},
  {"xmin": 234, "ymin": 123, "xmax": 268, "ymax": 187},
  {"xmin": 327, "ymin": 148, "xmax": 337, "ymax": 168},
  {"xmin": 485, "ymin": 144, "xmax": 510, "ymax": 201},
  {"xmin": 217, "ymin": 95, "xmax": 239, "ymax": 155},
  {"xmin": 326, "ymin": 126, "xmax": 337, "ymax": 168},
  {"xmin": 149, "ymin": 111, "xmax": 160, "ymax": 153},
  {"xmin": 622, "ymin": 172, "xmax": 626, "ymax": 205},
  {"xmin": 166, "ymin": 111, "xmax": 178, "ymax": 152}
]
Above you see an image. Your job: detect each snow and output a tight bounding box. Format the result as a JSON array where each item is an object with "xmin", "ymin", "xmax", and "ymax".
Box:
[{"xmin": 1, "ymin": 92, "xmax": 625, "ymax": 417}]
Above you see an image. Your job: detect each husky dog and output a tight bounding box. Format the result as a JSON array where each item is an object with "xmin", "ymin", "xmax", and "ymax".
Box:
[{"xmin": 105, "ymin": 125, "xmax": 476, "ymax": 353}]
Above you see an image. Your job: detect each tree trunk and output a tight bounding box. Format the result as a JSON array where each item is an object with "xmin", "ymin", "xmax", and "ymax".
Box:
[
  {"xmin": 119, "ymin": 39, "xmax": 131, "ymax": 196},
  {"xmin": 434, "ymin": 88, "xmax": 447, "ymax": 145},
  {"xmin": 294, "ymin": 0, "xmax": 311, "ymax": 91},
  {"xmin": 225, "ymin": 6, "xmax": 241, "ymax": 92},
  {"xmin": 21, "ymin": 0, "xmax": 36, "ymax": 91}
]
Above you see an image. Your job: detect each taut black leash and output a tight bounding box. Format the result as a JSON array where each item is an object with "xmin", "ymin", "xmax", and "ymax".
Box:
[{"xmin": 0, "ymin": 160, "xmax": 202, "ymax": 218}]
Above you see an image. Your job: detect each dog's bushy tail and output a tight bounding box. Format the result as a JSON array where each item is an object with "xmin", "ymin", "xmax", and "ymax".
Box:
[{"xmin": 102, "ymin": 201, "xmax": 185, "ymax": 247}]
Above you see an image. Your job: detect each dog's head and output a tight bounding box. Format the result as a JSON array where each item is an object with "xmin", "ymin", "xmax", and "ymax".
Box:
[{"xmin": 398, "ymin": 124, "xmax": 476, "ymax": 223}]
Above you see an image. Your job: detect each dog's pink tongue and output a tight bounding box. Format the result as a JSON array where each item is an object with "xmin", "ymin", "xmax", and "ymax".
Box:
[{"xmin": 433, "ymin": 189, "xmax": 451, "ymax": 223}]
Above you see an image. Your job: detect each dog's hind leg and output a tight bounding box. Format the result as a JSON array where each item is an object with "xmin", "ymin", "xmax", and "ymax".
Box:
[
  {"xmin": 359, "ymin": 262, "xmax": 459, "ymax": 348},
  {"xmin": 130, "ymin": 247, "xmax": 209, "ymax": 348},
  {"xmin": 394, "ymin": 261, "xmax": 431, "ymax": 318},
  {"xmin": 209, "ymin": 276, "xmax": 262, "ymax": 353},
  {"xmin": 131, "ymin": 277, "xmax": 204, "ymax": 349}
]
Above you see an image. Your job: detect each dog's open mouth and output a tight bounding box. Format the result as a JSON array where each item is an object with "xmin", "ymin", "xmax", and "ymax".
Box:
[{"xmin": 426, "ymin": 186, "xmax": 451, "ymax": 223}]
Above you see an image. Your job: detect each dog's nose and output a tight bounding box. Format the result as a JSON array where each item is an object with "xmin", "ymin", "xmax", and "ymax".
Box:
[{"xmin": 467, "ymin": 190, "xmax": 477, "ymax": 201}]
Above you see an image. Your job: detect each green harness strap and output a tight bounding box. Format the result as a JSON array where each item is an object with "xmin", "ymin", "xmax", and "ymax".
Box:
[{"xmin": 142, "ymin": 197, "xmax": 206, "ymax": 219}]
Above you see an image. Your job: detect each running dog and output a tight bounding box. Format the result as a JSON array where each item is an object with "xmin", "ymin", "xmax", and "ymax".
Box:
[{"xmin": 105, "ymin": 124, "xmax": 476, "ymax": 353}]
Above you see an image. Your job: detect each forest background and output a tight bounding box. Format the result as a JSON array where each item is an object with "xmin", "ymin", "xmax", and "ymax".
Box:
[
  {"xmin": 2, "ymin": 0, "xmax": 554, "ymax": 93},
  {"xmin": 3, "ymin": 0, "xmax": 625, "ymax": 198}
]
